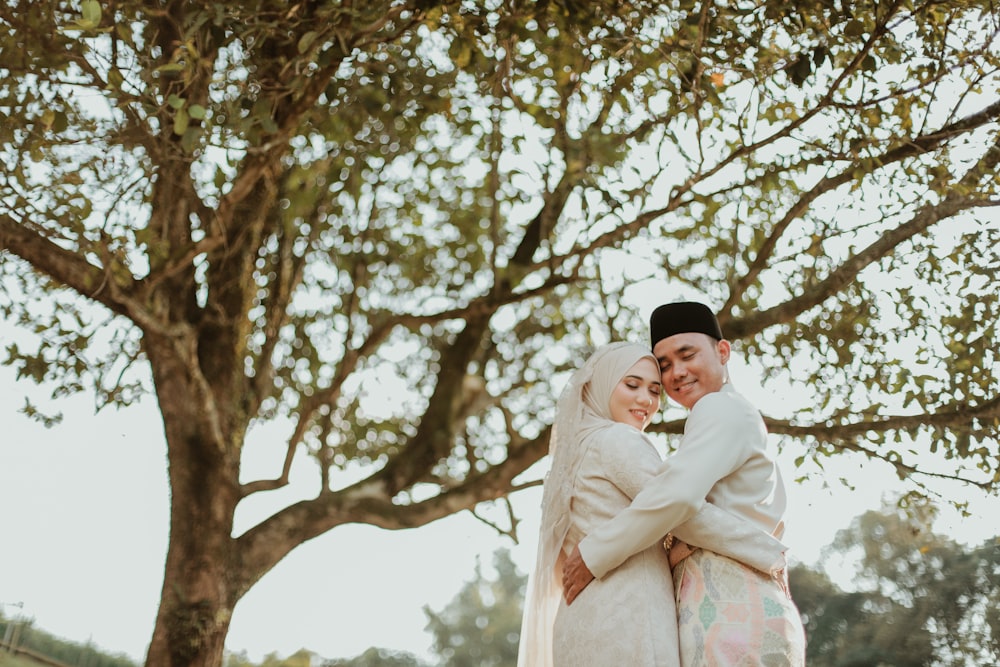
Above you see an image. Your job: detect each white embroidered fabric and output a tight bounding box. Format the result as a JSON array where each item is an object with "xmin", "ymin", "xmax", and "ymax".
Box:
[{"xmin": 516, "ymin": 343, "xmax": 662, "ymax": 667}]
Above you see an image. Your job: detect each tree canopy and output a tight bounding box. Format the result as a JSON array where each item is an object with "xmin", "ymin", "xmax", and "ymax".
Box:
[
  {"xmin": 424, "ymin": 548, "xmax": 525, "ymax": 667},
  {"xmin": 793, "ymin": 500, "xmax": 1000, "ymax": 665},
  {"xmin": 1, "ymin": 1, "xmax": 998, "ymax": 664}
]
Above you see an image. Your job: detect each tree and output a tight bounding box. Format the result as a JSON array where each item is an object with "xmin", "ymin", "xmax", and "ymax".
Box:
[
  {"xmin": 424, "ymin": 548, "xmax": 526, "ymax": 667},
  {"xmin": 320, "ymin": 648, "xmax": 427, "ymax": 667},
  {"xmin": 791, "ymin": 499, "xmax": 1000, "ymax": 666},
  {"xmin": 222, "ymin": 650, "xmax": 330, "ymax": 667},
  {"xmin": 1, "ymin": 1, "xmax": 998, "ymax": 665},
  {"xmin": 0, "ymin": 612, "xmax": 138, "ymax": 667}
]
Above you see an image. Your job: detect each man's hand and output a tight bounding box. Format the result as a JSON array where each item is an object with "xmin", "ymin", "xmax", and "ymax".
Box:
[{"xmin": 561, "ymin": 544, "xmax": 595, "ymax": 605}]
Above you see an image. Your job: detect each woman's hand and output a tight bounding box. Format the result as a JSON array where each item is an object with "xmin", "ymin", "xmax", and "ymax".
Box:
[{"xmin": 561, "ymin": 544, "xmax": 595, "ymax": 605}]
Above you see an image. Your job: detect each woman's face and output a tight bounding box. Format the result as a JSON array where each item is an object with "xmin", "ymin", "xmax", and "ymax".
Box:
[{"xmin": 608, "ymin": 358, "xmax": 662, "ymax": 431}]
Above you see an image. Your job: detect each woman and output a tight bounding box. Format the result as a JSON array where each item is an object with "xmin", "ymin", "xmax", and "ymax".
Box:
[{"xmin": 517, "ymin": 342, "xmax": 788, "ymax": 667}]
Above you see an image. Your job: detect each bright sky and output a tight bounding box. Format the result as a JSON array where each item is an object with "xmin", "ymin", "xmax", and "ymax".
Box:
[{"xmin": 2, "ymin": 315, "xmax": 998, "ymax": 663}]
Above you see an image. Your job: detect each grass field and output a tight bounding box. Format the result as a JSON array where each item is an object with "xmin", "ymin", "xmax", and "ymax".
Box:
[{"xmin": 0, "ymin": 654, "xmax": 45, "ymax": 667}]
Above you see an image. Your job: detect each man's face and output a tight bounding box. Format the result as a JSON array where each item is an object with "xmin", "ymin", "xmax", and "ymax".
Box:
[{"xmin": 653, "ymin": 332, "xmax": 731, "ymax": 410}]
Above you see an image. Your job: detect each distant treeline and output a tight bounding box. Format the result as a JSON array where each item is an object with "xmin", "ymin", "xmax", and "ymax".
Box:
[{"xmin": 0, "ymin": 616, "xmax": 137, "ymax": 667}]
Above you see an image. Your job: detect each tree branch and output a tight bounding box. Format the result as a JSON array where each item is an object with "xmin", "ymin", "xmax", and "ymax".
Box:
[
  {"xmin": 0, "ymin": 213, "xmax": 135, "ymax": 319},
  {"xmin": 234, "ymin": 415, "xmax": 550, "ymax": 594},
  {"xmin": 239, "ymin": 316, "xmax": 397, "ymax": 498},
  {"xmin": 722, "ymin": 97, "xmax": 1000, "ymax": 316},
  {"xmin": 726, "ymin": 130, "xmax": 1000, "ymax": 340},
  {"xmin": 766, "ymin": 393, "xmax": 1000, "ymax": 442}
]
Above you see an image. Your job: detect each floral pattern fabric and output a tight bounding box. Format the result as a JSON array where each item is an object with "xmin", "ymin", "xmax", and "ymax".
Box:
[{"xmin": 674, "ymin": 549, "xmax": 806, "ymax": 667}]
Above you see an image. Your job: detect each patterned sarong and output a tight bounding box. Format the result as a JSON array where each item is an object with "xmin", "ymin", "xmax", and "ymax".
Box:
[{"xmin": 673, "ymin": 549, "xmax": 806, "ymax": 667}]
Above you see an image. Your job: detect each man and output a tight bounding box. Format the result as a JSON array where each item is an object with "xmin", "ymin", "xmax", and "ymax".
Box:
[{"xmin": 560, "ymin": 301, "xmax": 804, "ymax": 664}]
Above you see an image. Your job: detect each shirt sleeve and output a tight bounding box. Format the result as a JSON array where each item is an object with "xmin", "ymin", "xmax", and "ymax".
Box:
[
  {"xmin": 671, "ymin": 504, "xmax": 787, "ymax": 575},
  {"xmin": 597, "ymin": 421, "xmax": 786, "ymax": 576},
  {"xmin": 578, "ymin": 391, "xmax": 759, "ymax": 579}
]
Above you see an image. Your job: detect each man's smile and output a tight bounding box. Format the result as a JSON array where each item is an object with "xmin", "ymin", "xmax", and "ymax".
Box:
[{"xmin": 673, "ymin": 380, "xmax": 697, "ymax": 393}]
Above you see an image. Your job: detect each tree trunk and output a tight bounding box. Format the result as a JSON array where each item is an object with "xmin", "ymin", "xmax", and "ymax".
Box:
[
  {"xmin": 142, "ymin": 333, "xmax": 243, "ymax": 667},
  {"xmin": 145, "ymin": 544, "xmax": 234, "ymax": 667}
]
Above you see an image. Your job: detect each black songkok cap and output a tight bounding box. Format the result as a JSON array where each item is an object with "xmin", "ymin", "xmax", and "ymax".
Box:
[{"xmin": 649, "ymin": 301, "xmax": 724, "ymax": 348}]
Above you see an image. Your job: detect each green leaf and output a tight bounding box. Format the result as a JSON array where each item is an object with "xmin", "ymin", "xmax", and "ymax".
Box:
[
  {"xmin": 188, "ymin": 104, "xmax": 206, "ymax": 120},
  {"xmin": 180, "ymin": 127, "xmax": 200, "ymax": 153},
  {"xmin": 844, "ymin": 19, "xmax": 865, "ymax": 38},
  {"xmin": 173, "ymin": 107, "xmax": 189, "ymax": 135},
  {"xmin": 450, "ymin": 41, "xmax": 472, "ymax": 68},
  {"xmin": 52, "ymin": 111, "xmax": 69, "ymax": 133},
  {"xmin": 106, "ymin": 69, "xmax": 124, "ymax": 91},
  {"xmin": 78, "ymin": 0, "xmax": 101, "ymax": 29},
  {"xmin": 790, "ymin": 55, "xmax": 812, "ymax": 86},
  {"xmin": 298, "ymin": 31, "xmax": 319, "ymax": 54}
]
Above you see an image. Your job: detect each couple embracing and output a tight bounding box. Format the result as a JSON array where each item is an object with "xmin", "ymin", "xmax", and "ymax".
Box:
[{"xmin": 517, "ymin": 301, "xmax": 807, "ymax": 667}]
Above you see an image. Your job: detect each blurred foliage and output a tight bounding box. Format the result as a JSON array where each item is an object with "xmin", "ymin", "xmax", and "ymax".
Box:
[
  {"xmin": 424, "ymin": 548, "xmax": 526, "ymax": 667},
  {"xmin": 0, "ymin": 655, "xmax": 42, "ymax": 667},
  {"xmin": 0, "ymin": 613, "xmax": 137, "ymax": 667},
  {"xmin": 320, "ymin": 648, "xmax": 427, "ymax": 667},
  {"xmin": 792, "ymin": 500, "xmax": 1000, "ymax": 666},
  {"xmin": 223, "ymin": 649, "xmax": 318, "ymax": 667}
]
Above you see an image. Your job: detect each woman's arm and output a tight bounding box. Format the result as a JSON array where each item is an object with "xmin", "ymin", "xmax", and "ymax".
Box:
[{"xmin": 599, "ymin": 425, "xmax": 785, "ymax": 576}]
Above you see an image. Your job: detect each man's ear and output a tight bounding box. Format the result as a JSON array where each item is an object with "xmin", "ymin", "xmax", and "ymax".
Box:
[{"xmin": 716, "ymin": 339, "xmax": 731, "ymax": 363}]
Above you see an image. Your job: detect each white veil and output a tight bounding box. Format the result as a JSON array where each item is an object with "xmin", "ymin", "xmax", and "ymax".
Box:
[{"xmin": 516, "ymin": 342, "xmax": 659, "ymax": 667}]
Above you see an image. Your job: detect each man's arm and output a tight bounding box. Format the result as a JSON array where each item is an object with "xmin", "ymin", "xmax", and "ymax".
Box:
[
  {"xmin": 671, "ymin": 504, "xmax": 786, "ymax": 575},
  {"xmin": 564, "ymin": 393, "xmax": 757, "ymax": 602},
  {"xmin": 584, "ymin": 424, "xmax": 783, "ymax": 573}
]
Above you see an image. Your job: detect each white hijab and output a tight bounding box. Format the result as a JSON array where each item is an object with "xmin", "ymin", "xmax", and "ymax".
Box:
[{"xmin": 516, "ymin": 342, "xmax": 659, "ymax": 667}]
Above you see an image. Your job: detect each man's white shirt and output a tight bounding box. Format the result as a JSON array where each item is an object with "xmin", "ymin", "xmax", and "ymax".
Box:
[{"xmin": 578, "ymin": 383, "xmax": 788, "ymax": 579}]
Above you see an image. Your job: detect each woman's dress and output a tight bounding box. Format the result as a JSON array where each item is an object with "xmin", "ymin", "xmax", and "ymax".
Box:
[{"xmin": 552, "ymin": 422, "xmax": 682, "ymax": 666}]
